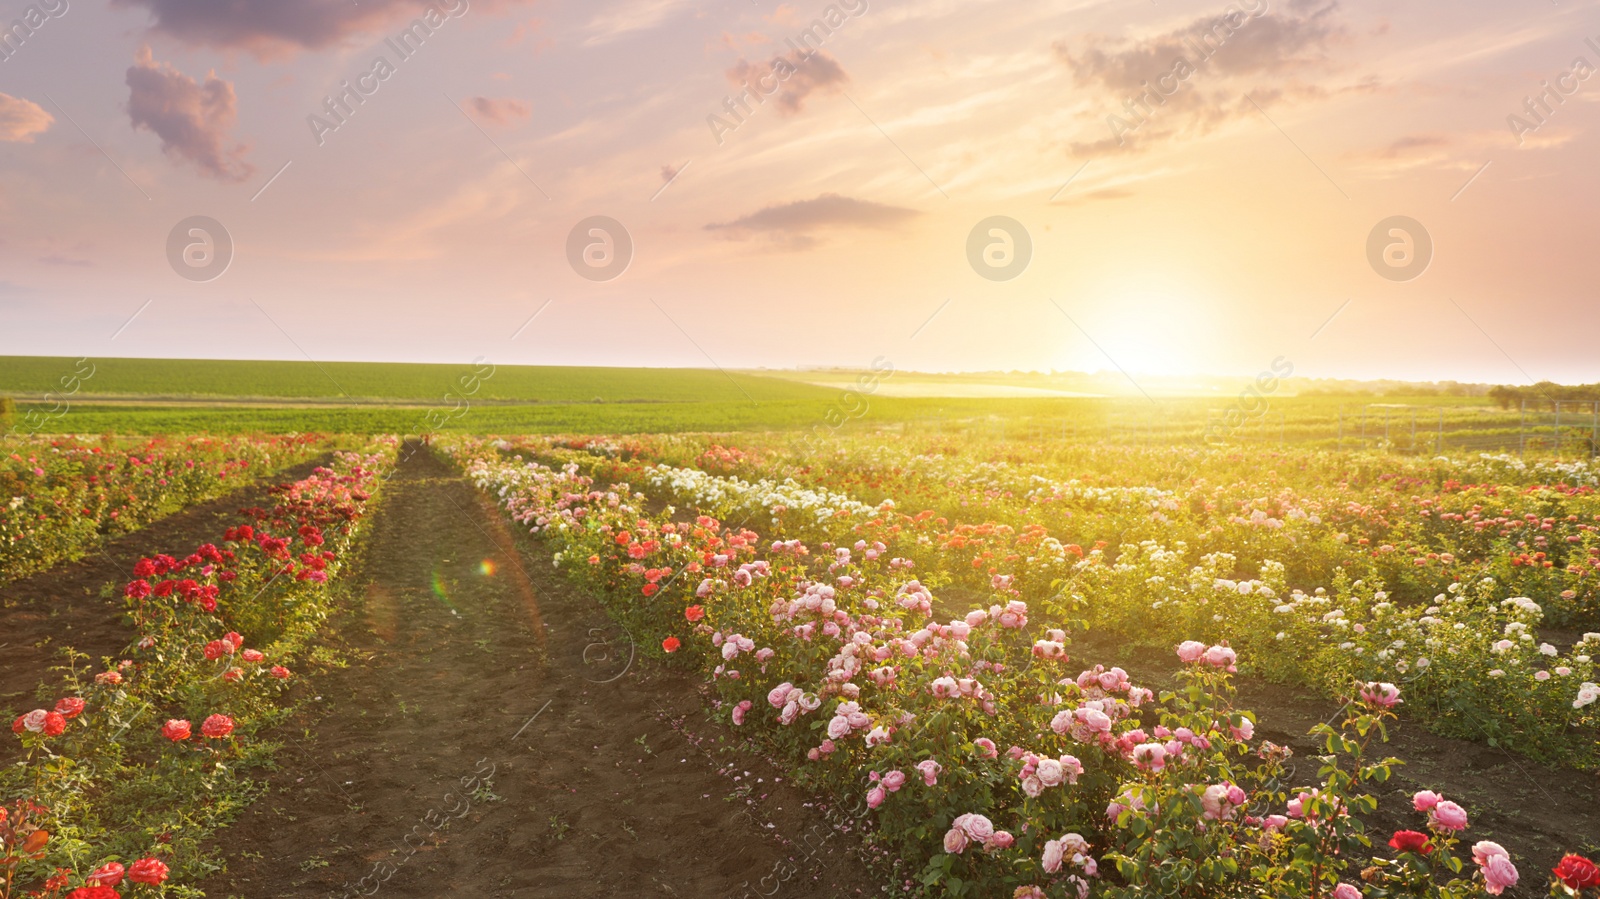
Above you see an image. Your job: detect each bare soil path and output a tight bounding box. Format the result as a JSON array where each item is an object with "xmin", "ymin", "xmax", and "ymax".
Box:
[{"xmin": 200, "ymin": 445, "xmax": 874, "ymax": 899}]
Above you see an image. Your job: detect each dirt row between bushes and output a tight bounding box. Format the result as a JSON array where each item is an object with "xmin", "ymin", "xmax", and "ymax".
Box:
[
  {"xmin": 0, "ymin": 455, "xmax": 334, "ymax": 725},
  {"xmin": 197, "ymin": 445, "xmax": 876, "ymax": 899}
]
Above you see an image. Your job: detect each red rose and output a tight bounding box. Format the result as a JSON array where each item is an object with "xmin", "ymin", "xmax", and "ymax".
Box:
[
  {"xmin": 223, "ymin": 668, "xmax": 244, "ymax": 682},
  {"xmin": 127, "ymin": 857, "xmax": 169, "ymax": 885},
  {"xmin": 241, "ymin": 649, "xmax": 265, "ymax": 663},
  {"xmin": 269, "ymin": 666, "xmax": 291, "ymax": 679},
  {"xmin": 201, "ymin": 714, "xmax": 234, "ymax": 739},
  {"xmin": 42, "ymin": 712, "xmax": 66, "ymax": 736},
  {"xmin": 684, "ymin": 605, "xmax": 705, "ymax": 622},
  {"xmin": 54, "ymin": 697, "xmax": 86, "ymax": 719},
  {"xmin": 1554, "ymin": 854, "xmax": 1600, "ymax": 890},
  {"xmin": 86, "ymin": 861, "xmax": 124, "ymax": 886},
  {"xmin": 161, "ymin": 719, "xmax": 191, "ymax": 741},
  {"xmin": 662, "ymin": 636, "xmax": 681, "ymax": 653},
  {"xmin": 1388, "ymin": 830, "xmax": 1431, "ymax": 854},
  {"xmin": 223, "ymin": 632, "xmax": 244, "ymax": 651},
  {"xmin": 65, "ymin": 887, "xmax": 119, "ymax": 899},
  {"xmin": 95, "ymin": 671, "xmax": 122, "ymax": 686},
  {"xmin": 124, "ymin": 580, "xmax": 152, "ymax": 600},
  {"xmin": 203, "ymin": 640, "xmax": 228, "ymax": 661},
  {"xmin": 641, "ymin": 583, "xmax": 659, "ymax": 597},
  {"xmin": 133, "ymin": 558, "xmax": 156, "ymax": 577}
]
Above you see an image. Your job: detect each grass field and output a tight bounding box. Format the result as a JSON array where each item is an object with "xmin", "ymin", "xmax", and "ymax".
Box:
[{"xmin": 3, "ymin": 355, "xmax": 1597, "ymax": 458}]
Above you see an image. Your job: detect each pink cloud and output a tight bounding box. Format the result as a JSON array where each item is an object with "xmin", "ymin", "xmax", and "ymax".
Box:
[
  {"xmin": 126, "ymin": 46, "xmax": 255, "ymax": 182},
  {"xmin": 0, "ymin": 93, "xmax": 52, "ymax": 143},
  {"xmin": 466, "ymin": 96, "xmax": 531, "ymax": 126}
]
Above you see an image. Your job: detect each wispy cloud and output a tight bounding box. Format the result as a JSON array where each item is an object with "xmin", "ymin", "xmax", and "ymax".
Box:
[
  {"xmin": 582, "ymin": 0, "xmax": 695, "ymax": 46},
  {"xmin": 706, "ymin": 193, "xmax": 919, "ymax": 249}
]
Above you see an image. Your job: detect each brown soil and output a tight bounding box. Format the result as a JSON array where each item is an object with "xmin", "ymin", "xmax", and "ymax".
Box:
[
  {"xmin": 198, "ymin": 445, "xmax": 875, "ymax": 899},
  {"xmin": 1074, "ymin": 632, "xmax": 1600, "ymax": 898},
  {"xmin": 0, "ymin": 456, "xmax": 333, "ymax": 722}
]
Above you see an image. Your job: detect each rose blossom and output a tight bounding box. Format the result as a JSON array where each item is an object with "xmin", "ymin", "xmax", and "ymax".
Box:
[
  {"xmin": 1332, "ymin": 884, "xmax": 1360, "ymax": 899},
  {"xmin": 128, "ymin": 857, "xmax": 169, "ymax": 885},
  {"xmin": 54, "ymin": 697, "xmax": 86, "ymax": 719},
  {"xmin": 1176, "ymin": 641, "xmax": 1206, "ymax": 663},
  {"xmin": 1552, "ymin": 854, "xmax": 1600, "ymax": 890},
  {"xmin": 85, "ymin": 862, "xmax": 124, "ymax": 886},
  {"xmin": 1429, "ymin": 800, "xmax": 1468, "ymax": 831},
  {"xmin": 1042, "ymin": 839, "xmax": 1064, "ymax": 873},
  {"xmin": 201, "ymin": 714, "xmax": 235, "ymax": 739},
  {"xmin": 1412, "ymin": 790, "xmax": 1441, "ymax": 811},
  {"xmin": 16, "ymin": 709, "xmax": 49, "ymax": 733},
  {"xmin": 1359, "ymin": 682, "xmax": 1401, "ymax": 708},
  {"xmin": 915, "ymin": 759, "xmax": 942, "ymax": 786},
  {"xmin": 973, "ymin": 737, "xmax": 998, "ymax": 759},
  {"xmin": 1481, "ymin": 854, "xmax": 1518, "ymax": 895},
  {"xmin": 1389, "ymin": 830, "xmax": 1430, "ymax": 854},
  {"xmin": 162, "ymin": 719, "xmax": 191, "ymax": 741}
]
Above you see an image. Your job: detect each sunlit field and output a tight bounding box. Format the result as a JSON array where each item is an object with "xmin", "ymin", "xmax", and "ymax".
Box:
[
  {"xmin": 3, "ymin": 361, "xmax": 1598, "ymax": 899},
  {"xmin": 8, "ymin": 0, "xmax": 1600, "ymax": 894}
]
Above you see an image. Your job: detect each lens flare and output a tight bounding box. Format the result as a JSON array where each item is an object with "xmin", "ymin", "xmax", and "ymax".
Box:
[{"xmin": 478, "ymin": 559, "xmax": 497, "ymax": 577}]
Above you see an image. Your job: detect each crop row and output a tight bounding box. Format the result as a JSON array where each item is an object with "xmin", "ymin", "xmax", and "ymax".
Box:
[
  {"xmin": 554, "ymin": 436, "xmax": 1600, "ymax": 771},
  {"xmin": 448, "ymin": 437, "xmax": 1595, "ymax": 899},
  {"xmin": 1, "ymin": 438, "xmax": 397, "ymax": 898},
  {"xmin": 0, "ymin": 434, "xmax": 331, "ymax": 583}
]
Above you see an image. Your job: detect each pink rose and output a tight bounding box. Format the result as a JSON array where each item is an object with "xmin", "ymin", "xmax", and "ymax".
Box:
[
  {"xmin": 1429, "ymin": 800, "xmax": 1468, "ymax": 832},
  {"xmin": 1412, "ymin": 790, "xmax": 1441, "ymax": 811},
  {"xmin": 986, "ymin": 830, "xmax": 1015, "ymax": 851},
  {"xmin": 958, "ymin": 813, "xmax": 994, "ymax": 843},
  {"xmin": 1203, "ymin": 644, "xmax": 1238, "ymax": 671},
  {"xmin": 1332, "ymin": 884, "xmax": 1360, "ymax": 899},
  {"xmin": 1481, "ymin": 855, "xmax": 1518, "ymax": 895},
  {"xmin": 1176, "ymin": 640, "xmax": 1206, "ymax": 663},
  {"xmin": 943, "ymin": 827, "xmax": 970, "ymax": 854},
  {"xmin": 1042, "ymin": 839, "xmax": 1065, "ymax": 873},
  {"xmin": 882, "ymin": 770, "xmax": 907, "ymax": 792},
  {"xmin": 1036, "ymin": 758, "xmax": 1065, "ymax": 788},
  {"xmin": 1472, "ymin": 841, "xmax": 1508, "ymax": 867},
  {"xmin": 866, "ymin": 785, "xmax": 887, "ymax": 809},
  {"xmin": 1359, "ymin": 682, "xmax": 1401, "ymax": 708},
  {"xmin": 916, "ymin": 759, "xmax": 943, "ymax": 786}
]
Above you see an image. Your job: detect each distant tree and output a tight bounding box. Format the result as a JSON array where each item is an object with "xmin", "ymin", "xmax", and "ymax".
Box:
[
  {"xmin": 1487, "ymin": 385, "xmax": 1518, "ymax": 411},
  {"xmin": 0, "ymin": 396, "xmax": 14, "ymax": 431}
]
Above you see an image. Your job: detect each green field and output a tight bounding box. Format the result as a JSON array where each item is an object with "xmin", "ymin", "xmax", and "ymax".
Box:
[{"xmin": 2, "ymin": 355, "xmax": 1595, "ymax": 457}]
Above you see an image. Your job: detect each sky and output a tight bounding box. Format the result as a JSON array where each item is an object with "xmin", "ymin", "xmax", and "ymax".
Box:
[{"xmin": 1, "ymin": 0, "xmax": 1598, "ymax": 384}]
